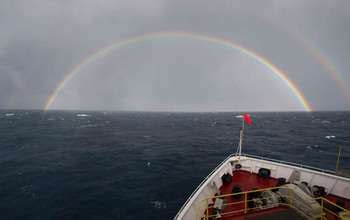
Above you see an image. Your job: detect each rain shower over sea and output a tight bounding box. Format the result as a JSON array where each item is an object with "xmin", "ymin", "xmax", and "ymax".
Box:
[{"xmin": 0, "ymin": 110, "xmax": 349, "ymax": 219}]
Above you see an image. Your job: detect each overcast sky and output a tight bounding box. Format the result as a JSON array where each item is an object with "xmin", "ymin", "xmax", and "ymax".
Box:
[{"xmin": 0, "ymin": 0, "xmax": 349, "ymax": 111}]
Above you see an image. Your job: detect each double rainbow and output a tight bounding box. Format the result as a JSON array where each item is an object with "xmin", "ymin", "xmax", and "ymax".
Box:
[{"xmin": 44, "ymin": 31, "xmax": 312, "ymax": 111}]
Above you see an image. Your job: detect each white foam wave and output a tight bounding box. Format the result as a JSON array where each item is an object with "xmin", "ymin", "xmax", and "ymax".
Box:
[
  {"xmin": 150, "ymin": 201, "xmax": 167, "ymax": 209},
  {"xmin": 306, "ymin": 145, "xmax": 319, "ymax": 150},
  {"xmin": 76, "ymin": 114, "xmax": 90, "ymax": 117},
  {"xmin": 79, "ymin": 123, "xmax": 104, "ymax": 128}
]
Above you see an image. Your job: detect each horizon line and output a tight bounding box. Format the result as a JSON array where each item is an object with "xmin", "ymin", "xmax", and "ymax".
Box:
[{"xmin": 1, "ymin": 108, "xmax": 350, "ymax": 113}]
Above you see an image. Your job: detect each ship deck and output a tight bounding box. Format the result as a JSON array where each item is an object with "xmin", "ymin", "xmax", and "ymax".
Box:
[{"xmin": 207, "ymin": 170, "xmax": 350, "ymax": 220}]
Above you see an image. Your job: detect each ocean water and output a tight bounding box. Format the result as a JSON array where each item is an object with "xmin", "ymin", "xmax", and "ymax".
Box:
[{"xmin": 0, "ymin": 111, "xmax": 349, "ymax": 219}]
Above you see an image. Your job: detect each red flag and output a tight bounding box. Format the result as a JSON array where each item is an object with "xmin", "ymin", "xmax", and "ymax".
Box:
[{"xmin": 243, "ymin": 114, "xmax": 252, "ymax": 125}]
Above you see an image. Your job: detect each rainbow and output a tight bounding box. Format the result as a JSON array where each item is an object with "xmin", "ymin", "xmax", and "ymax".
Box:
[
  {"xmin": 289, "ymin": 30, "xmax": 350, "ymax": 105},
  {"xmin": 267, "ymin": 22, "xmax": 350, "ymax": 106},
  {"xmin": 301, "ymin": 38, "xmax": 350, "ymax": 104},
  {"xmin": 254, "ymin": 16, "xmax": 350, "ymax": 106},
  {"xmin": 44, "ymin": 31, "xmax": 312, "ymax": 111}
]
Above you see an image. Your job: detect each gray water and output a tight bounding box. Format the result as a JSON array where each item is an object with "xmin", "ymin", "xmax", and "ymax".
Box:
[{"xmin": 0, "ymin": 111, "xmax": 349, "ymax": 219}]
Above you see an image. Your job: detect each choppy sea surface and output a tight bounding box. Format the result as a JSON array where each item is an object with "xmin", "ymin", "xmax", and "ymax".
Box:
[{"xmin": 0, "ymin": 111, "xmax": 349, "ymax": 219}]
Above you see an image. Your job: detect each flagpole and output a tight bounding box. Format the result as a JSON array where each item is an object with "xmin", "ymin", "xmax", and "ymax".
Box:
[
  {"xmin": 238, "ymin": 117, "xmax": 244, "ymax": 160},
  {"xmin": 235, "ymin": 114, "xmax": 250, "ymax": 161}
]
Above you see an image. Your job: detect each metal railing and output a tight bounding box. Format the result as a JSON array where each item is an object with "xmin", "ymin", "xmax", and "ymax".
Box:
[
  {"xmin": 241, "ymin": 153, "xmax": 340, "ymax": 175},
  {"xmin": 315, "ymin": 197, "xmax": 350, "ymax": 220},
  {"xmin": 202, "ymin": 186, "xmax": 350, "ymax": 220},
  {"xmin": 174, "ymin": 153, "xmax": 350, "ymax": 219}
]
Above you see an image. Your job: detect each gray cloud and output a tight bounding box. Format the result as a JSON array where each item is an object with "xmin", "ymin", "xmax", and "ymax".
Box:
[{"xmin": 0, "ymin": 0, "xmax": 349, "ymax": 111}]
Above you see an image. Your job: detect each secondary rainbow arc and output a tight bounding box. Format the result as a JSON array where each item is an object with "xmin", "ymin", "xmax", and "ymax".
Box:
[
  {"xmin": 290, "ymin": 30, "xmax": 350, "ymax": 105},
  {"xmin": 44, "ymin": 31, "xmax": 313, "ymax": 111}
]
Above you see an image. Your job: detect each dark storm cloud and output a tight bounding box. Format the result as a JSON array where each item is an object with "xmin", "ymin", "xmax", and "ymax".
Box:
[{"xmin": 0, "ymin": 0, "xmax": 349, "ymax": 111}]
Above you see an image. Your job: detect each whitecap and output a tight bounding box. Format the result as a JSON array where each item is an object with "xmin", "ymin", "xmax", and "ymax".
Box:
[
  {"xmin": 79, "ymin": 124, "xmax": 102, "ymax": 128},
  {"xmin": 322, "ymin": 120, "xmax": 331, "ymax": 124},
  {"xmin": 5, "ymin": 113, "xmax": 15, "ymax": 117},
  {"xmin": 76, "ymin": 114, "xmax": 90, "ymax": 117},
  {"xmin": 325, "ymin": 135, "xmax": 336, "ymax": 139},
  {"xmin": 150, "ymin": 201, "xmax": 167, "ymax": 209}
]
